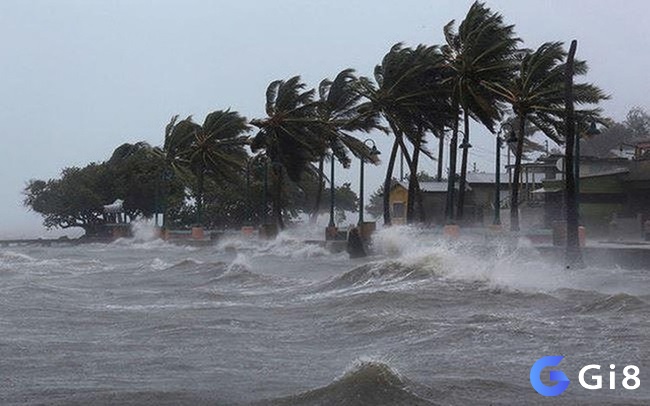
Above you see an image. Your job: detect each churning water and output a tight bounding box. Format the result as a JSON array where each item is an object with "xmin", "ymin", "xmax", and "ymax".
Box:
[{"xmin": 1, "ymin": 226, "xmax": 649, "ymax": 405}]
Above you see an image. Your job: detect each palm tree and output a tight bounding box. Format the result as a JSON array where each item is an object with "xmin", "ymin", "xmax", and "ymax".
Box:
[
  {"xmin": 250, "ymin": 76, "xmax": 325, "ymax": 229},
  {"xmin": 441, "ymin": 1, "xmax": 519, "ymax": 221},
  {"xmin": 310, "ymin": 69, "xmax": 381, "ymax": 224},
  {"xmin": 357, "ymin": 43, "xmax": 452, "ymax": 225},
  {"xmin": 165, "ymin": 110, "xmax": 250, "ymax": 225},
  {"xmin": 487, "ymin": 41, "xmax": 608, "ymax": 231}
]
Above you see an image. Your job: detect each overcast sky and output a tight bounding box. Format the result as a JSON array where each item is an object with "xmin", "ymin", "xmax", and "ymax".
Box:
[{"xmin": 1, "ymin": 0, "xmax": 648, "ymax": 238}]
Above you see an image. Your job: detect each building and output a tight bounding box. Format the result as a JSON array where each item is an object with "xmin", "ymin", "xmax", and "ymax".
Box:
[
  {"xmin": 539, "ymin": 157, "xmax": 650, "ymax": 237},
  {"xmin": 388, "ymin": 172, "xmax": 509, "ymax": 225},
  {"xmin": 387, "ymin": 140, "xmax": 650, "ymax": 234}
]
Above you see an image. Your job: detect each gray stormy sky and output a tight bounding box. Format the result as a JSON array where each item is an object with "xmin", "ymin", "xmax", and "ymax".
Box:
[{"xmin": 0, "ymin": 0, "xmax": 648, "ymax": 238}]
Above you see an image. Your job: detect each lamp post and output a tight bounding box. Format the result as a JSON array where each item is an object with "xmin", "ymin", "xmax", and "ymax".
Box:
[
  {"xmin": 358, "ymin": 139, "xmax": 380, "ymax": 225},
  {"xmin": 328, "ymin": 154, "xmax": 336, "ymax": 228},
  {"xmin": 245, "ymin": 158, "xmax": 256, "ymax": 226},
  {"xmin": 457, "ymin": 130, "xmax": 472, "ymax": 219},
  {"xmin": 494, "ymin": 136, "xmax": 502, "ymax": 225},
  {"xmin": 161, "ymin": 167, "xmax": 174, "ymax": 229},
  {"xmin": 154, "ymin": 174, "xmax": 160, "ymax": 227},
  {"xmin": 495, "ymin": 123, "xmax": 515, "ymax": 226},
  {"xmin": 262, "ymin": 156, "xmax": 269, "ymax": 225}
]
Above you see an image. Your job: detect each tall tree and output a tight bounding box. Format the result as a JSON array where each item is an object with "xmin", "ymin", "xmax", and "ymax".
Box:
[
  {"xmin": 442, "ymin": 1, "xmax": 520, "ymax": 221},
  {"xmin": 488, "ymin": 42, "xmax": 608, "ymax": 231},
  {"xmin": 310, "ymin": 69, "xmax": 381, "ymax": 223},
  {"xmin": 250, "ymin": 76, "xmax": 325, "ymax": 229},
  {"xmin": 357, "ymin": 43, "xmax": 452, "ymax": 225},
  {"xmin": 165, "ymin": 110, "xmax": 250, "ymax": 225}
]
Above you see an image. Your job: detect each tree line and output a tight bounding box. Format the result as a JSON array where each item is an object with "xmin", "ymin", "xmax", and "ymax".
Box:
[{"xmin": 25, "ymin": 1, "xmax": 610, "ymax": 235}]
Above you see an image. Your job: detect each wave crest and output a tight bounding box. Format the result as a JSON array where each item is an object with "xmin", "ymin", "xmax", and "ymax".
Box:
[
  {"xmin": 256, "ymin": 361, "xmax": 435, "ymax": 406},
  {"xmin": 320, "ymin": 260, "xmax": 440, "ymax": 292}
]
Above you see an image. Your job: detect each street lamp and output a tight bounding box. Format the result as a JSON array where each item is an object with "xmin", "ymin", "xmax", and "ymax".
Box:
[
  {"xmin": 160, "ymin": 167, "xmax": 174, "ymax": 228},
  {"xmin": 504, "ymin": 125, "xmax": 518, "ymax": 199},
  {"xmin": 456, "ymin": 130, "xmax": 472, "ymax": 219},
  {"xmin": 494, "ymin": 123, "xmax": 514, "ymax": 226},
  {"xmin": 262, "ymin": 156, "xmax": 269, "ymax": 224},
  {"xmin": 245, "ymin": 157, "xmax": 257, "ymax": 226},
  {"xmin": 358, "ymin": 139, "xmax": 380, "ymax": 225},
  {"xmin": 328, "ymin": 153, "xmax": 336, "ymax": 228}
]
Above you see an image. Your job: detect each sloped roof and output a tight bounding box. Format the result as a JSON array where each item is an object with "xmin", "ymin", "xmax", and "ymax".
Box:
[
  {"xmin": 466, "ymin": 172, "xmax": 508, "ymax": 184},
  {"xmin": 420, "ymin": 181, "xmax": 456, "ymax": 192},
  {"xmin": 581, "ymin": 167, "xmax": 630, "ymax": 178},
  {"xmin": 393, "ymin": 173, "xmax": 507, "ymax": 193},
  {"xmin": 395, "ymin": 180, "xmax": 468, "ymax": 193}
]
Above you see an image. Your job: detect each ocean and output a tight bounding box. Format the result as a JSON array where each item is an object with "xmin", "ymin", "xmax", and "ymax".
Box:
[{"xmin": 1, "ymin": 226, "xmax": 648, "ymax": 405}]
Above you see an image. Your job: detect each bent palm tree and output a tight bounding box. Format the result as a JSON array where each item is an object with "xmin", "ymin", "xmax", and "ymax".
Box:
[
  {"xmin": 250, "ymin": 76, "xmax": 325, "ymax": 229},
  {"xmin": 487, "ymin": 41, "xmax": 608, "ymax": 231},
  {"xmin": 442, "ymin": 1, "xmax": 519, "ymax": 221},
  {"xmin": 166, "ymin": 110, "xmax": 250, "ymax": 225},
  {"xmin": 357, "ymin": 43, "xmax": 452, "ymax": 225},
  {"xmin": 310, "ymin": 68, "xmax": 381, "ymax": 223}
]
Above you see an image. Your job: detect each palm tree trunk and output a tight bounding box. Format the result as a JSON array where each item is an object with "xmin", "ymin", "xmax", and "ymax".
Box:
[
  {"xmin": 457, "ymin": 110, "xmax": 470, "ymax": 220},
  {"xmin": 396, "ymin": 136, "xmax": 414, "ymax": 170},
  {"xmin": 382, "ymin": 138, "xmax": 400, "ymax": 226},
  {"xmin": 273, "ymin": 166, "xmax": 285, "ymax": 230},
  {"xmin": 310, "ymin": 156, "xmax": 325, "ymax": 224},
  {"xmin": 564, "ymin": 40, "xmax": 582, "ymax": 267},
  {"xmin": 510, "ymin": 113, "xmax": 526, "ymax": 232},
  {"xmin": 406, "ymin": 135, "xmax": 421, "ymax": 223},
  {"xmin": 445, "ymin": 106, "xmax": 460, "ymax": 223},
  {"xmin": 394, "ymin": 132, "xmax": 423, "ymax": 224},
  {"xmin": 436, "ymin": 130, "xmax": 444, "ymax": 181}
]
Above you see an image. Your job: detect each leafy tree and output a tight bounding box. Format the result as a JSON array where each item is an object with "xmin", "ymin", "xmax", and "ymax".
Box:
[
  {"xmin": 309, "ymin": 182, "xmax": 359, "ymax": 219},
  {"xmin": 442, "ymin": 1, "xmax": 520, "ymax": 221},
  {"xmin": 24, "ymin": 164, "xmax": 111, "ymax": 235},
  {"xmin": 624, "ymin": 106, "xmax": 650, "ymax": 138},
  {"xmin": 365, "ymin": 184, "xmax": 386, "ymax": 220},
  {"xmin": 24, "ymin": 142, "xmax": 185, "ymax": 236},
  {"xmin": 582, "ymin": 108, "xmax": 649, "ymax": 158},
  {"xmin": 107, "ymin": 142, "xmax": 172, "ymax": 220}
]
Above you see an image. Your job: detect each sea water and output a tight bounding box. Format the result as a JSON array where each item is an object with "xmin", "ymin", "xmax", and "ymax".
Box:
[{"xmin": 1, "ymin": 226, "xmax": 648, "ymax": 405}]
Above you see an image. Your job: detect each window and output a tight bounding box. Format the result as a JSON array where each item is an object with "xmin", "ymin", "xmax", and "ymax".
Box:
[{"xmin": 392, "ymin": 202, "xmax": 405, "ymax": 218}]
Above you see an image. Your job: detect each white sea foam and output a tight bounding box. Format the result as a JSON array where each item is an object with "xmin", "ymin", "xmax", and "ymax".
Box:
[
  {"xmin": 371, "ymin": 225, "xmax": 646, "ymax": 296},
  {"xmin": 0, "ymin": 250, "xmax": 37, "ymax": 263}
]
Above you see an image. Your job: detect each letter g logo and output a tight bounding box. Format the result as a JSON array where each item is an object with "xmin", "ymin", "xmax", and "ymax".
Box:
[{"xmin": 530, "ymin": 356, "xmax": 570, "ymax": 396}]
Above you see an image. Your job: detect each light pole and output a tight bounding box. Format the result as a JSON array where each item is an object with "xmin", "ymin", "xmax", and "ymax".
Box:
[
  {"xmin": 358, "ymin": 139, "xmax": 380, "ymax": 225},
  {"xmin": 495, "ymin": 123, "xmax": 514, "ymax": 225},
  {"xmin": 457, "ymin": 130, "xmax": 472, "ymax": 219},
  {"xmin": 161, "ymin": 167, "xmax": 174, "ymax": 229},
  {"xmin": 328, "ymin": 153, "xmax": 336, "ymax": 228},
  {"xmin": 494, "ymin": 136, "xmax": 502, "ymax": 225},
  {"xmin": 245, "ymin": 158, "xmax": 256, "ymax": 226},
  {"xmin": 262, "ymin": 156, "xmax": 269, "ymax": 225}
]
